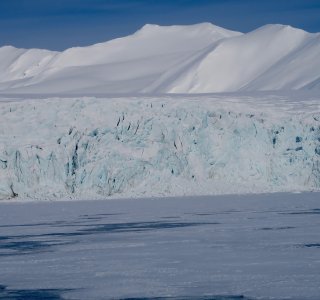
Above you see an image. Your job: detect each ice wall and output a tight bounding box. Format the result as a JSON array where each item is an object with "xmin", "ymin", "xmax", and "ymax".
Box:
[{"xmin": 0, "ymin": 95, "xmax": 319, "ymax": 201}]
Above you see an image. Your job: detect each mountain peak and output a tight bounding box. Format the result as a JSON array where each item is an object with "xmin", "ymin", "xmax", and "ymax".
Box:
[
  {"xmin": 252, "ymin": 23, "xmax": 312, "ymax": 36},
  {"xmin": 0, "ymin": 22, "xmax": 318, "ymax": 94},
  {"xmin": 136, "ymin": 22, "xmax": 242, "ymax": 38}
]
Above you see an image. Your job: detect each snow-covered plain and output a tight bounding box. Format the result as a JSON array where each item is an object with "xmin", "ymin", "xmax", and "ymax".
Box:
[
  {"xmin": 0, "ymin": 23, "xmax": 319, "ymax": 94},
  {"xmin": 0, "ymin": 193, "xmax": 319, "ymax": 299},
  {"xmin": 0, "ymin": 93, "xmax": 319, "ymax": 201}
]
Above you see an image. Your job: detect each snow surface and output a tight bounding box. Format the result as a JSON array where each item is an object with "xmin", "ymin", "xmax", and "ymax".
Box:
[
  {"xmin": 0, "ymin": 193, "xmax": 320, "ymax": 299},
  {"xmin": 0, "ymin": 93, "xmax": 319, "ymax": 201},
  {"xmin": 0, "ymin": 23, "xmax": 319, "ymax": 94}
]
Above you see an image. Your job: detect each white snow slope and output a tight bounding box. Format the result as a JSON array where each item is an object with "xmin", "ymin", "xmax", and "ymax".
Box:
[
  {"xmin": 0, "ymin": 94, "xmax": 319, "ymax": 201},
  {"xmin": 0, "ymin": 23, "xmax": 319, "ymax": 94}
]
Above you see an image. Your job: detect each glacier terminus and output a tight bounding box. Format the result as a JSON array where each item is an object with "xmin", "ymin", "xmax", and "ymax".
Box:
[{"xmin": 0, "ymin": 93, "xmax": 319, "ymax": 201}]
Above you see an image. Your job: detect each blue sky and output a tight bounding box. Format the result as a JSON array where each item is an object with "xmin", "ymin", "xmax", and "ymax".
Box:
[{"xmin": 1, "ymin": 0, "xmax": 320, "ymax": 50}]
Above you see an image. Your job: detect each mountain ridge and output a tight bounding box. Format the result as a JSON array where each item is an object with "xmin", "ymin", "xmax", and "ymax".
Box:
[{"xmin": 0, "ymin": 23, "xmax": 319, "ymax": 94}]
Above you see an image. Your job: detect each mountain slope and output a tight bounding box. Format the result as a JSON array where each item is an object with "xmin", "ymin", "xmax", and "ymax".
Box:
[
  {"xmin": 0, "ymin": 23, "xmax": 240, "ymax": 94},
  {"xmin": 0, "ymin": 46, "xmax": 57, "ymax": 90},
  {"xmin": 0, "ymin": 23, "xmax": 319, "ymax": 94},
  {"xmin": 165, "ymin": 25, "xmax": 320, "ymax": 93}
]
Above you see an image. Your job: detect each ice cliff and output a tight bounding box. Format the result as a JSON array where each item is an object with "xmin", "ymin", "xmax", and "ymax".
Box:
[{"xmin": 0, "ymin": 94, "xmax": 319, "ymax": 201}]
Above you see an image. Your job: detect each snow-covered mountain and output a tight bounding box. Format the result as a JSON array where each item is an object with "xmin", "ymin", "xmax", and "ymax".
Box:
[{"xmin": 0, "ymin": 23, "xmax": 319, "ymax": 94}]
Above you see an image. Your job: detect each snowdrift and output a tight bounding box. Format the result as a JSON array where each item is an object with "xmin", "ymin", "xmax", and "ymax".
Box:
[
  {"xmin": 0, "ymin": 94, "xmax": 319, "ymax": 200},
  {"xmin": 0, "ymin": 23, "xmax": 319, "ymax": 94}
]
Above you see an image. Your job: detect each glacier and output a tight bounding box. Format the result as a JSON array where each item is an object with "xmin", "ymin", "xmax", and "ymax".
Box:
[{"xmin": 0, "ymin": 93, "xmax": 319, "ymax": 201}]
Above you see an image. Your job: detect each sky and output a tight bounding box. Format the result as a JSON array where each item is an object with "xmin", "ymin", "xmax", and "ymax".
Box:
[{"xmin": 0, "ymin": 0, "xmax": 320, "ymax": 50}]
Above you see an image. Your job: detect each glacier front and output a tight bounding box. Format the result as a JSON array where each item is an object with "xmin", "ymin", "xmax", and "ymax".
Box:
[{"xmin": 0, "ymin": 93, "xmax": 319, "ymax": 201}]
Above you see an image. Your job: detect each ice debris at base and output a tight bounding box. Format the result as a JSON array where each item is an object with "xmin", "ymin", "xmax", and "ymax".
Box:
[{"xmin": 0, "ymin": 94, "xmax": 319, "ymax": 201}]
